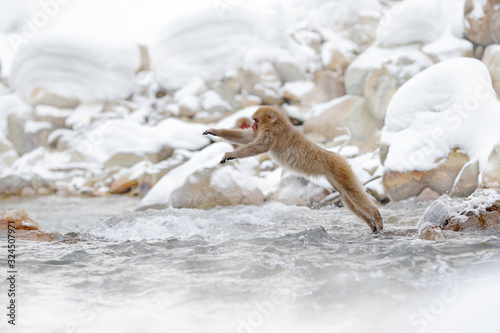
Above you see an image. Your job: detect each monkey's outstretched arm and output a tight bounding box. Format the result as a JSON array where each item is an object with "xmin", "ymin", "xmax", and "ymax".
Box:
[
  {"xmin": 203, "ymin": 128, "xmax": 255, "ymax": 145},
  {"xmin": 220, "ymin": 132, "xmax": 272, "ymax": 164}
]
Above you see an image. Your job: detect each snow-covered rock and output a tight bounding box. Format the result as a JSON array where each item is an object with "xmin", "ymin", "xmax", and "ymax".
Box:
[
  {"xmin": 345, "ymin": 44, "xmax": 433, "ymax": 96},
  {"xmin": 60, "ymin": 118, "xmax": 210, "ymax": 165},
  {"xmin": 136, "ymin": 143, "xmax": 232, "ymax": 210},
  {"xmin": 418, "ymin": 189, "xmax": 500, "ymax": 237},
  {"xmin": 381, "ymin": 57, "xmax": 500, "ymax": 201}
]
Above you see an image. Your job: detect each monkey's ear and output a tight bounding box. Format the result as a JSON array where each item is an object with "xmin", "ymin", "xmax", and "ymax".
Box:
[{"xmin": 268, "ymin": 112, "xmax": 276, "ymax": 122}]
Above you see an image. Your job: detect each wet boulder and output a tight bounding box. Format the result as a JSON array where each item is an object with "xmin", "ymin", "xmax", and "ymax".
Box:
[{"xmin": 0, "ymin": 209, "xmax": 59, "ymax": 242}]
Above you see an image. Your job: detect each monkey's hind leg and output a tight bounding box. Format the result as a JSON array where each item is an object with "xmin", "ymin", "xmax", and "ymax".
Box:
[{"xmin": 340, "ymin": 192, "xmax": 378, "ymax": 233}]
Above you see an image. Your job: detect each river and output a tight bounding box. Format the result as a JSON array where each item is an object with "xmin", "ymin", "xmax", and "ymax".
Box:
[{"xmin": 1, "ymin": 195, "xmax": 500, "ymax": 333}]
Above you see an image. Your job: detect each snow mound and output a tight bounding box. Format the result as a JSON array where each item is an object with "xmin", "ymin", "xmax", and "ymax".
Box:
[
  {"xmin": 381, "ymin": 57, "xmax": 500, "ymax": 173},
  {"xmin": 10, "ymin": 34, "xmax": 140, "ymax": 102}
]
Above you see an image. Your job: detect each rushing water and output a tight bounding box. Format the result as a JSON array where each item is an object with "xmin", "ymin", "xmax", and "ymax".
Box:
[{"xmin": 1, "ymin": 195, "xmax": 500, "ymax": 333}]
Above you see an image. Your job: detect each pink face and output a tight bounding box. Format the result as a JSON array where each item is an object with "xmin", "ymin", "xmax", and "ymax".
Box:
[{"xmin": 252, "ymin": 118, "xmax": 258, "ymax": 135}]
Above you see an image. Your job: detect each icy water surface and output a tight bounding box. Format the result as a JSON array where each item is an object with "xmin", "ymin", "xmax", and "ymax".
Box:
[{"xmin": 1, "ymin": 196, "xmax": 500, "ymax": 333}]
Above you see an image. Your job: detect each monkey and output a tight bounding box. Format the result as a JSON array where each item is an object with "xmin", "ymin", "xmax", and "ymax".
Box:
[
  {"xmin": 203, "ymin": 106, "xmax": 383, "ymax": 233},
  {"xmin": 235, "ymin": 117, "xmax": 252, "ymax": 130}
]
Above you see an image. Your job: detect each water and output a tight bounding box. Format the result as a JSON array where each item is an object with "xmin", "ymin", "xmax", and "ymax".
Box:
[{"xmin": 1, "ymin": 196, "xmax": 500, "ymax": 333}]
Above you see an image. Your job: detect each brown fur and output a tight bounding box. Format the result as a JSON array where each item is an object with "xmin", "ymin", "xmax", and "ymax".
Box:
[{"xmin": 203, "ymin": 106, "xmax": 383, "ymax": 232}]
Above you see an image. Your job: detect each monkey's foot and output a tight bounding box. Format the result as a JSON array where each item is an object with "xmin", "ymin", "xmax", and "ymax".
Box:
[
  {"xmin": 220, "ymin": 156, "xmax": 235, "ymax": 164},
  {"xmin": 369, "ymin": 219, "xmax": 383, "ymax": 234},
  {"xmin": 203, "ymin": 130, "xmax": 218, "ymax": 136}
]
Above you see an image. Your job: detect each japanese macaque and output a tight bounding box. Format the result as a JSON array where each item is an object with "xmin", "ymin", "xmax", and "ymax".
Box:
[
  {"xmin": 235, "ymin": 117, "xmax": 252, "ymax": 130},
  {"xmin": 203, "ymin": 106, "xmax": 383, "ymax": 233}
]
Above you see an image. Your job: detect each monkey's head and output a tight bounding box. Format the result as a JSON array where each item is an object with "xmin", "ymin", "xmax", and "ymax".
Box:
[
  {"xmin": 235, "ymin": 117, "xmax": 252, "ymax": 130},
  {"xmin": 252, "ymin": 106, "xmax": 281, "ymax": 134}
]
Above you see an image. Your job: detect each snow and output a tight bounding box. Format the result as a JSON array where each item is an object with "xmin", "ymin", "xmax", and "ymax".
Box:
[
  {"xmin": 10, "ymin": 34, "xmax": 140, "ymax": 102},
  {"xmin": 65, "ymin": 104, "xmax": 103, "ymax": 130},
  {"xmin": 376, "ymin": 0, "xmax": 444, "ymax": 47},
  {"xmin": 381, "ymin": 58, "xmax": 500, "ymax": 174}
]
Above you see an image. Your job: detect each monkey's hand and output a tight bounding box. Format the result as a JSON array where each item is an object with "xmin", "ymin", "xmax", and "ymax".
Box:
[
  {"xmin": 220, "ymin": 153, "xmax": 236, "ymax": 164},
  {"xmin": 203, "ymin": 129, "xmax": 219, "ymax": 137}
]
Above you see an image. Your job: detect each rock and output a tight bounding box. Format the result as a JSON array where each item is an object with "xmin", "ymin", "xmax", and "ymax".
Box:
[
  {"xmin": 301, "ymin": 69, "xmax": 346, "ymax": 104},
  {"xmin": 235, "ymin": 94, "xmax": 262, "ymax": 108},
  {"xmin": 136, "ymin": 44, "xmax": 150, "ymax": 73},
  {"xmin": 104, "ymin": 152, "xmax": 145, "ymax": 169},
  {"xmin": 0, "ymin": 209, "xmax": 60, "ymax": 241},
  {"xmin": 0, "ymin": 175, "xmax": 30, "ymax": 196},
  {"xmin": 34, "ymin": 105, "xmax": 73, "ymax": 129},
  {"xmin": 273, "ymin": 62, "xmax": 306, "ymax": 82},
  {"xmin": 7, "ymin": 113, "xmax": 30, "ymax": 155},
  {"xmin": 464, "ymin": 0, "xmax": 500, "ymax": 57},
  {"xmin": 383, "ymin": 149, "xmax": 471, "ymax": 202},
  {"xmin": 25, "ymin": 120, "xmax": 53, "ymax": 149},
  {"xmin": 170, "ymin": 167, "xmax": 265, "ymax": 209},
  {"xmin": 199, "ymin": 90, "xmax": 231, "ymax": 113},
  {"xmin": 345, "ymin": 46, "xmax": 433, "ymax": 96},
  {"xmin": 418, "ymin": 224, "xmax": 448, "ymax": 241},
  {"xmin": 450, "ymin": 161, "xmax": 479, "ymax": 197},
  {"xmin": 239, "ymin": 62, "xmax": 283, "ymax": 105},
  {"xmin": 178, "ymin": 95, "xmax": 200, "ymax": 118},
  {"xmin": 272, "ymin": 174, "xmax": 329, "ymax": 207},
  {"xmin": 321, "ymin": 40, "xmax": 356, "ymax": 75},
  {"xmin": 417, "ymin": 189, "xmax": 500, "ymax": 235},
  {"xmin": 482, "ymin": 45, "xmax": 500, "ymax": 97},
  {"xmin": 0, "ymin": 174, "xmax": 53, "ymax": 197},
  {"xmin": 104, "ymin": 147, "xmax": 173, "ymax": 169},
  {"xmin": 303, "ymin": 96, "xmax": 378, "ymax": 144},
  {"xmin": 110, "ymin": 173, "xmax": 138, "ymax": 194},
  {"xmin": 363, "ymin": 67, "xmax": 398, "ymax": 125},
  {"xmin": 416, "ymin": 187, "xmax": 441, "ymax": 201},
  {"xmin": 483, "ymin": 144, "xmax": 500, "ymax": 188},
  {"xmin": 0, "ymin": 149, "xmax": 18, "ymax": 169},
  {"xmin": 29, "ymin": 88, "xmax": 80, "ymax": 109},
  {"xmin": 291, "ymin": 30, "xmax": 323, "ymax": 53}
]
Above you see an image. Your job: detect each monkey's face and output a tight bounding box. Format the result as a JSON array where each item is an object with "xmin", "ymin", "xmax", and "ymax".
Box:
[{"xmin": 251, "ymin": 118, "xmax": 259, "ymax": 135}]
